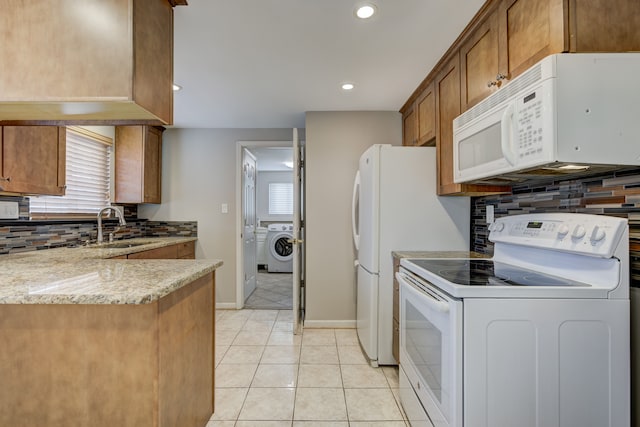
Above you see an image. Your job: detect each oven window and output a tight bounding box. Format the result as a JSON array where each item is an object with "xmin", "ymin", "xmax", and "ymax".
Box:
[{"xmin": 405, "ymin": 300, "xmax": 443, "ymax": 402}]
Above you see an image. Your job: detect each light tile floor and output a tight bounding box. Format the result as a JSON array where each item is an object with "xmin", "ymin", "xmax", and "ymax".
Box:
[
  {"xmin": 209, "ymin": 309, "xmax": 408, "ymax": 427},
  {"xmin": 244, "ymin": 272, "xmax": 293, "ymax": 310}
]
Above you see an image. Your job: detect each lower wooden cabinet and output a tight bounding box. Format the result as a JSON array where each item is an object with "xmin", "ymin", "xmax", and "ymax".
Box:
[{"xmin": 111, "ymin": 241, "xmax": 196, "ymax": 260}]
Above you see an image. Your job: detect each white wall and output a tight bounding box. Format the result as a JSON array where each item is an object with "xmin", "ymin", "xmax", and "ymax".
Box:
[
  {"xmin": 304, "ymin": 111, "xmax": 401, "ymax": 327},
  {"xmin": 138, "ymin": 128, "xmax": 294, "ymax": 306},
  {"xmin": 256, "ymin": 171, "xmax": 293, "ymax": 224}
]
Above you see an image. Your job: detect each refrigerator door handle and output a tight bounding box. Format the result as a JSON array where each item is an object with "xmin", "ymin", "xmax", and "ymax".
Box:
[{"xmin": 352, "ymin": 170, "xmax": 361, "ymax": 250}]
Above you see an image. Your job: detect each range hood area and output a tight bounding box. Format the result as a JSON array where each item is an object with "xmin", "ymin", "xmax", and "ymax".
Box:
[{"xmin": 0, "ymin": 0, "xmax": 183, "ymax": 125}]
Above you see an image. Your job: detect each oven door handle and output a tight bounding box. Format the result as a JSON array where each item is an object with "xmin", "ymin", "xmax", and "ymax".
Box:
[{"xmin": 396, "ymin": 272, "xmax": 450, "ymax": 314}]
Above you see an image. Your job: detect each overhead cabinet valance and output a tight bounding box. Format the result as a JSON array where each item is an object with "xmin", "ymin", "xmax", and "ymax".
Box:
[{"xmin": 0, "ymin": 0, "xmax": 176, "ymax": 125}]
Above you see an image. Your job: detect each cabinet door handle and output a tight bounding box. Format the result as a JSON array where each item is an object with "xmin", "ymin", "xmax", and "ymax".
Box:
[
  {"xmin": 487, "ymin": 80, "xmax": 497, "ymax": 87},
  {"xmin": 0, "ymin": 176, "xmax": 11, "ymax": 182},
  {"xmin": 496, "ymin": 73, "xmax": 508, "ymax": 81}
]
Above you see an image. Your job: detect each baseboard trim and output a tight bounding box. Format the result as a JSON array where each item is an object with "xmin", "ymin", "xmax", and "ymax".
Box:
[
  {"xmin": 216, "ymin": 302, "xmax": 237, "ymax": 310},
  {"xmin": 303, "ymin": 320, "xmax": 356, "ymax": 329}
]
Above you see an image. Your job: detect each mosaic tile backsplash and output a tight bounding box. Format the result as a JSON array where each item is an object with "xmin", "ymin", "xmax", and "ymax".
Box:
[
  {"xmin": 0, "ymin": 197, "xmax": 197, "ymax": 255},
  {"xmin": 472, "ymin": 168, "xmax": 640, "ymax": 287}
]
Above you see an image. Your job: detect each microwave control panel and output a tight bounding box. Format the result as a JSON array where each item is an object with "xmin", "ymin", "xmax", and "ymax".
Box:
[{"xmin": 515, "ymin": 88, "xmax": 545, "ymax": 159}]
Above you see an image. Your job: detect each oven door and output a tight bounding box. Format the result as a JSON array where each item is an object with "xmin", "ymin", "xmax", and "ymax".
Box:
[{"xmin": 397, "ymin": 269, "xmax": 463, "ymax": 427}]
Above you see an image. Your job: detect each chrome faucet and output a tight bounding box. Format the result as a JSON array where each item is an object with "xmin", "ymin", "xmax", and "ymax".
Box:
[{"xmin": 97, "ymin": 207, "xmax": 127, "ymax": 244}]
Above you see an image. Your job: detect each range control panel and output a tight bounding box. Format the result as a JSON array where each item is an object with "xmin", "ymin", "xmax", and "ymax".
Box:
[{"xmin": 489, "ymin": 213, "xmax": 627, "ymax": 258}]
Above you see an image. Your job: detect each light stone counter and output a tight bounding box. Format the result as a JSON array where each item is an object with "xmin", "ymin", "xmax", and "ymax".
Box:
[{"xmin": 0, "ymin": 237, "xmax": 223, "ymax": 304}]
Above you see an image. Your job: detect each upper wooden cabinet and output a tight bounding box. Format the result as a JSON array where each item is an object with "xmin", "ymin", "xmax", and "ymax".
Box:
[
  {"xmin": 402, "ymin": 104, "xmax": 417, "ymax": 146},
  {"xmin": 460, "ymin": 9, "xmax": 501, "ymax": 111},
  {"xmin": 0, "ymin": 0, "xmax": 174, "ymax": 125},
  {"xmin": 0, "ymin": 126, "xmax": 66, "ymax": 196},
  {"xmin": 115, "ymin": 126, "xmax": 163, "ymax": 204},
  {"xmin": 497, "ymin": 0, "xmax": 567, "ymax": 80},
  {"xmin": 402, "ymin": 82, "xmax": 436, "ymax": 146}
]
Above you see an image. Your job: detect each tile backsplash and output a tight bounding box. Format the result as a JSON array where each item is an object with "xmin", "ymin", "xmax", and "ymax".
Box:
[
  {"xmin": 0, "ymin": 196, "xmax": 197, "ymax": 255},
  {"xmin": 472, "ymin": 168, "xmax": 640, "ymax": 287}
]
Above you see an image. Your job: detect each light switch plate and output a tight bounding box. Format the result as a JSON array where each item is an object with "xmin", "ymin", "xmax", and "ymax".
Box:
[
  {"xmin": 0, "ymin": 201, "xmax": 19, "ymax": 219},
  {"xmin": 221, "ymin": 203, "xmax": 228, "ymax": 214}
]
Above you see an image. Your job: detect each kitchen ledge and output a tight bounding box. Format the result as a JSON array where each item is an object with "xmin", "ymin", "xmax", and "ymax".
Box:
[{"xmin": 0, "ymin": 237, "xmax": 223, "ymax": 305}]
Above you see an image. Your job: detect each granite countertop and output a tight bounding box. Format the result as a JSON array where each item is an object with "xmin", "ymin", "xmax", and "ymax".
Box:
[
  {"xmin": 392, "ymin": 250, "xmax": 490, "ymax": 259},
  {"xmin": 0, "ymin": 237, "xmax": 223, "ymax": 305}
]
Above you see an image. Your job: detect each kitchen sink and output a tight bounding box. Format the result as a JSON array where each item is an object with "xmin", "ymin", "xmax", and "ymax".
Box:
[{"xmin": 89, "ymin": 242, "xmax": 148, "ymax": 249}]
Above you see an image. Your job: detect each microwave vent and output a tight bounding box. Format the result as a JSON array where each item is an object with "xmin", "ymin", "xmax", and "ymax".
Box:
[{"xmin": 455, "ymin": 63, "xmax": 543, "ymax": 128}]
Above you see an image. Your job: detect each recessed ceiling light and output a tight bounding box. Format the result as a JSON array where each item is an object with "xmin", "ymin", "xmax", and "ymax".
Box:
[
  {"xmin": 341, "ymin": 83, "xmax": 355, "ymax": 91},
  {"xmin": 355, "ymin": 4, "xmax": 376, "ymax": 19},
  {"xmin": 172, "ymin": 84, "xmax": 182, "ymax": 91}
]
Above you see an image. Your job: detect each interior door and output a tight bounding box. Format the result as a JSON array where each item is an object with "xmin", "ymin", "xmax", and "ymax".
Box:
[
  {"xmin": 292, "ymin": 128, "xmax": 305, "ymax": 334},
  {"xmin": 242, "ymin": 148, "xmax": 257, "ymax": 302}
]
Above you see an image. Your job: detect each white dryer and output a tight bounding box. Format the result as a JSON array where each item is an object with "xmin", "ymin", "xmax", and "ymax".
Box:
[{"xmin": 266, "ymin": 223, "xmax": 293, "ymax": 273}]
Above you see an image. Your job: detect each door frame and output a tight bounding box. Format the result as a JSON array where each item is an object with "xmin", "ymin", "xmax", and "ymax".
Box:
[{"xmin": 235, "ymin": 139, "xmax": 292, "ymax": 309}]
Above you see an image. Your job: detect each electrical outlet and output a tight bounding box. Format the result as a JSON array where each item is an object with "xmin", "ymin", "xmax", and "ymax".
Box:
[
  {"xmin": 221, "ymin": 203, "xmax": 228, "ymax": 214},
  {"xmin": 486, "ymin": 205, "xmax": 495, "ymax": 224},
  {"xmin": 0, "ymin": 201, "xmax": 19, "ymax": 219}
]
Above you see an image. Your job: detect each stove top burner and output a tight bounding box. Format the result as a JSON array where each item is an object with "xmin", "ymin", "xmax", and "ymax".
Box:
[{"xmin": 407, "ymin": 259, "xmax": 588, "ymax": 287}]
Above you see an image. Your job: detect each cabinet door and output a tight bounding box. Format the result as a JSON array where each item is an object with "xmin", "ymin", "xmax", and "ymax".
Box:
[
  {"xmin": 143, "ymin": 126, "xmax": 162, "ymax": 203},
  {"xmin": 461, "ymin": 10, "xmax": 500, "ymax": 111},
  {"xmin": 498, "ymin": 0, "xmax": 567, "ymax": 80},
  {"xmin": 416, "ymin": 82, "xmax": 436, "ymax": 145},
  {"xmin": 435, "ymin": 54, "xmax": 462, "ymax": 195},
  {"xmin": 0, "ymin": 126, "xmax": 66, "ymax": 195},
  {"xmin": 435, "ymin": 55, "xmax": 510, "ymax": 196},
  {"xmin": 568, "ymin": 0, "xmax": 640, "ymax": 52},
  {"xmin": 115, "ymin": 125, "xmax": 163, "ymax": 204},
  {"xmin": 402, "ymin": 103, "xmax": 417, "ymax": 146}
]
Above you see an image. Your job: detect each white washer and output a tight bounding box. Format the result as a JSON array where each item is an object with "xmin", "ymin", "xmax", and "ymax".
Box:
[{"xmin": 266, "ymin": 223, "xmax": 293, "ymax": 273}]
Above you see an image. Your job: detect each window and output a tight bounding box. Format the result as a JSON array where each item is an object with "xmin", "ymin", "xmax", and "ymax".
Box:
[
  {"xmin": 268, "ymin": 182, "xmax": 293, "ymax": 215},
  {"xmin": 30, "ymin": 127, "xmax": 112, "ymax": 217}
]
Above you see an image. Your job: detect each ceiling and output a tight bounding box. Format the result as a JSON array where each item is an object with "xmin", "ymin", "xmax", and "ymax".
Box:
[
  {"xmin": 172, "ymin": 0, "xmax": 486, "ymax": 129},
  {"xmin": 248, "ymin": 147, "xmax": 293, "ymax": 172}
]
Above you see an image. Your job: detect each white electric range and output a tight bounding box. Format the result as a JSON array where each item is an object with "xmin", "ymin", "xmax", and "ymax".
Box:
[{"xmin": 397, "ymin": 213, "xmax": 630, "ymax": 427}]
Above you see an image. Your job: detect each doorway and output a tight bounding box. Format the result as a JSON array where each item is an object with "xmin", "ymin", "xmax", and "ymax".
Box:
[{"xmin": 238, "ymin": 142, "xmax": 294, "ymax": 310}]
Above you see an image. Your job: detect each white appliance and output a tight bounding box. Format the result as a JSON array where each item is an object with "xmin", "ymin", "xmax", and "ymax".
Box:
[
  {"xmin": 256, "ymin": 226, "xmax": 268, "ymax": 267},
  {"xmin": 397, "ymin": 213, "xmax": 630, "ymax": 427},
  {"xmin": 352, "ymin": 144, "xmax": 470, "ymax": 366},
  {"xmin": 453, "ymin": 53, "xmax": 640, "ymax": 185},
  {"xmin": 266, "ymin": 223, "xmax": 293, "ymax": 273}
]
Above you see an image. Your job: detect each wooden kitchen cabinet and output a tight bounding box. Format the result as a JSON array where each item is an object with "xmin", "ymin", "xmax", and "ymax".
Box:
[
  {"xmin": 0, "ymin": 0, "xmax": 174, "ymax": 125},
  {"xmin": 114, "ymin": 241, "xmax": 196, "ymax": 260},
  {"xmin": 402, "ymin": 104, "xmax": 417, "ymax": 146},
  {"xmin": 0, "ymin": 126, "xmax": 66, "ymax": 195},
  {"xmin": 496, "ymin": 0, "xmax": 640, "ymax": 88},
  {"xmin": 115, "ymin": 126, "xmax": 163, "ymax": 204},
  {"xmin": 460, "ymin": 8, "xmax": 501, "ymax": 110},
  {"xmin": 402, "ymin": 82, "xmax": 436, "ymax": 147},
  {"xmin": 497, "ymin": 0, "xmax": 567, "ymax": 80},
  {"xmin": 435, "ymin": 55, "xmax": 511, "ymax": 196}
]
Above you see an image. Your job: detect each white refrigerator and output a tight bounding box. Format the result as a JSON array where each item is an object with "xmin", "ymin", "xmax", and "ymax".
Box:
[{"xmin": 352, "ymin": 144, "xmax": 470, "ymax": 366}]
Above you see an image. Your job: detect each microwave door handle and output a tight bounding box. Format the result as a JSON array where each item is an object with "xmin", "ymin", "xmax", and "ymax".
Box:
[
  {"xmin": 500, "ymin": 104, "xmax": 516, "ymax": 166},
  {"xmin": 396, "ymin": 272, "xmax": 450, "ymax": 313}
]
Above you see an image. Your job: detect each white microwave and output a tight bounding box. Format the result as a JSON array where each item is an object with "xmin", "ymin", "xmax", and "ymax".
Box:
[{"xmin": 453, "ymin": 53, "xmax": 640, "ymax": 185}]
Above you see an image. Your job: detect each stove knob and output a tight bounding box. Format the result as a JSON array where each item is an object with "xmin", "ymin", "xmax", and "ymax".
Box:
[
  {"xmin": 557, "ymin": 225, "xmax": 570, "ymax": 237},
  {"xmin": 572, "ymin": 224, "xmax": 586, "ymax": 239},
  {"xmin": 590, "ymin": 225, "xmax": 606, "ymax": 242},
  {"xmin": 493, "ymin": 222, "xmax": 505, "ymax": 232}
]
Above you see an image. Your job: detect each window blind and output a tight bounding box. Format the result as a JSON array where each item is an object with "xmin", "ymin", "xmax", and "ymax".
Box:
[
  {"xmin": 30, "ymin": 127, "xmax": 111, "ymax": 216},
  {"xmin": 268, "ymin": 182, "xmax": 293, "ymax": 215}
]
